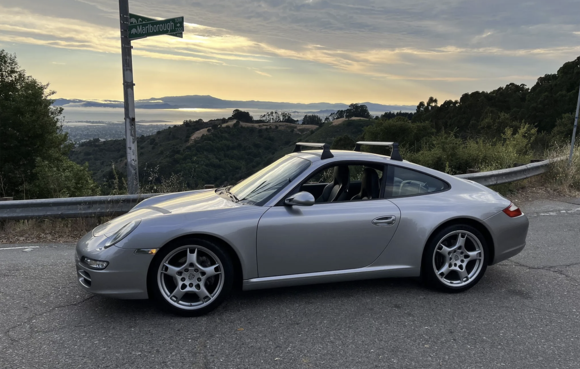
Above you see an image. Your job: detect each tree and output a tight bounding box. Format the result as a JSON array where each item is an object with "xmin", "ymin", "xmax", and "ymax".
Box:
[
  {"xmin": 345, "ymin": 103, "xmax": 371, "ymax": 119},
  {"xmin": 230, "ymin": 109, "xmax": 253, "ymax": 122},
  {"xmin": 331, "ymin": 135, "xmax": 356, "ymax": 150},
  {"xmin": 302, "ymin": 114, "xmax": 323, "ymax": 126},
  {"xmin": 260, "ymin": 111, "xmax": 296, "ymax": 123},
  {"xmin": 0, "ymin": 50, "xmax": 99, "ymax": 199}
]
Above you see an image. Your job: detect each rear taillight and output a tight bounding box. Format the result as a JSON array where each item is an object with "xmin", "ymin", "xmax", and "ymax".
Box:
[{"xmin": 503, "ymin": 202, "xmax": 523, "ymax": 217}]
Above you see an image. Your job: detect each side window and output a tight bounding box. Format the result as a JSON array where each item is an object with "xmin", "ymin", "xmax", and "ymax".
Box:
[
  {"xmin": 387, "ymin": 166, "xmax": 448, "ymax": 198},
  {"xmin": 298, "ymin": 163, "xmax": 384, "ymax": 203}
]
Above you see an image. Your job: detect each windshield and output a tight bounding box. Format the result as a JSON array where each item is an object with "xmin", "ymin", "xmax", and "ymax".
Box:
[{"xmin": 230, "ymin": 156, "xmax": 311, "ymax": 205}]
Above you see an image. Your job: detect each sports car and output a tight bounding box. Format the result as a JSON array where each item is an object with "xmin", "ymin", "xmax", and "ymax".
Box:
[{"xmin": 75, "ymin": 141, "xmax": 529, "ymax": 316}]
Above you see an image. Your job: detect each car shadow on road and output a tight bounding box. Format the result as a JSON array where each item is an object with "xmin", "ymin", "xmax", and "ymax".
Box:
[{"xmin": 82, "ymin": 267, "xmax": 521, "ymax": 319}]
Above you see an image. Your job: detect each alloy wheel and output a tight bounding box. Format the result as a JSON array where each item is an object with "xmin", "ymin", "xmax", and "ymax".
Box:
[
  {"xmin": 157, "ymin": 245, "xmax": 224, "ymax": 310},
  {"xmin": 431, "ymin": 230, "xmax": 484, "ymax": 288}
]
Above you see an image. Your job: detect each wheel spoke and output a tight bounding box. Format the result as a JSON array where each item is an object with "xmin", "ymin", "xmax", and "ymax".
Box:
[
  {"xmin": 437, "ymin": 263, "xmax": 451, "ymax": 278},
  {"xmin": 466, "ymin": 250, "xmax": 482, "ymax": 261},
  {"xmin": 457, "ymin": 268, "xmax": 468, "ymax": 281},
  {"xmin": 200, "ymin": 264, "xmax": 221, "ymax": 278},
  {"xmin": 194, "ymin": 285, "xmax": 211, "ymax": 302},
  {"xmin": 170, "ymin": 286, "xmax": 187, "ymax": 302},
  {"xmin": 455, "ymin": 233, "xmax": 467, "ymax": 249},
  {"xmin": 162, "ymin": 263, "xmax": 181, "ymax": 279},
  {"xmin": 186, "ymin": 248, "xmax": 198, "ymax": 266},
  {"xmin": 436, "ymin": 243, "xmax": 452, "ymax": 256}
]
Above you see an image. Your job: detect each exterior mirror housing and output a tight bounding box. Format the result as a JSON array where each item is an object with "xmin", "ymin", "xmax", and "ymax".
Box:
[{"xmin": 285, "ymin": 191, "xmax": 315, "ymax": 206}]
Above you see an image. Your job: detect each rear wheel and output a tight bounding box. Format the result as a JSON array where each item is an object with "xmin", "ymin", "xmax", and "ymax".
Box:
[
  {"xmin": 422, "ymin": 224, "xmax": 488, "ymax": 292},
  {"xmin": 149, "ymin": 238, "xmax": 233, "ymax": 316}
]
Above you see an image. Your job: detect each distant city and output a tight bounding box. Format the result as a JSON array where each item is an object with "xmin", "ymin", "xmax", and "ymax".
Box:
[{"xmin": 62, "ymin": 122, "xmax": 172, "ymax": 142}]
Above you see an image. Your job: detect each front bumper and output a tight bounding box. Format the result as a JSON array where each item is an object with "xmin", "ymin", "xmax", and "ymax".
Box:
[
  {"xmin": 486, "ymin": 211, "xmax": 529, "ymax": 265},
  {"xmin": 75, "ymin": 232, "xmax": 154, "ymax": 299}
]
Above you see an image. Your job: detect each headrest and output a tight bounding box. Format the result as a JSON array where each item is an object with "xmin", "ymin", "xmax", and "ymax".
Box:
[
  {"xmin": 361, "ymin": 168, "xmax": 380, "ymax": 198},
  {"xmin": 333, "ymin": 166, "xmax": 350, "ymax": 186}
]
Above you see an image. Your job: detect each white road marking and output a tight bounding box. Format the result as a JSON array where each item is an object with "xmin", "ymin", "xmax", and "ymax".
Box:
[{"xmin": 0, "ymin": 246, "xmax": 40, "ymax": 251}]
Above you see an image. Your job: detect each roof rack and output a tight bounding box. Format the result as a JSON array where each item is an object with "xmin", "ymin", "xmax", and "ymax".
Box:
[
  {"xmin": 354, "ymin": 141, "xmax": 402, "ymax": 161},
  {"xmin": 293, "ymin": 142, "xmax": 334, "ymax": 159}
]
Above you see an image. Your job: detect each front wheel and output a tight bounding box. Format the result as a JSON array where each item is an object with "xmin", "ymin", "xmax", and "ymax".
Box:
[
  {"xmin": 148, "ymin": 238, "xmax": 234, "ymax": 316},
  {"xmin": 422, "ymin": 225, "xmax": 488, "ymax": 293}
]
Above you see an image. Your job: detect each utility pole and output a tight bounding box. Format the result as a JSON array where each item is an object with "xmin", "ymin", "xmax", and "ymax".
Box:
[
  {"xmin": 569, "ymin": 77, "xmax": 580, "ymax": 165},
  {"xmin": 118, "ymin": 0, "xmax": 139, "ymax": 194}
]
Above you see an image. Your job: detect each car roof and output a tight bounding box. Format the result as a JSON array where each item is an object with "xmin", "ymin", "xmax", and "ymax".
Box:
[{"xmin": 287, "ymin": 149, "xmax": 459, "ymax": 183}]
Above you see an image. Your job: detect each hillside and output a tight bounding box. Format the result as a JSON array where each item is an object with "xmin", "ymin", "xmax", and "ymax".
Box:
[{"xmin": 70, "ymin": 117, "xmax": 373, "ymax": 192}]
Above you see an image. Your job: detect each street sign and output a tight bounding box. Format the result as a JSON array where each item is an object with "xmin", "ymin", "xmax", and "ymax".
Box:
[
  {"xmin": 129, "ymin": 13, "xmax": 183, "ymax": 38},
  {"xmin": 129, "ymin": 16, "xmax": 184, "ymax": 40}
]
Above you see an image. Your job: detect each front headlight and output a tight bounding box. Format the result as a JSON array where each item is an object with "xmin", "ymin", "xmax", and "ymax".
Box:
[{"xmin": 104, "ymin": 220, "xmax": 141, "ymax": 248}]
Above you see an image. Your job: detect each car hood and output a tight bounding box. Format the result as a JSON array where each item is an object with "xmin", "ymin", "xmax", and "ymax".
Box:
[{"xmin": 93, "ymin": 190, "xmax": 240, "ymax": 237}]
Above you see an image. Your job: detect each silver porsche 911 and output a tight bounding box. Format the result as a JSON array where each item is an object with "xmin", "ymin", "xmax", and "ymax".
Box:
[{"xmin": 75, "ymin": 141, "xmax": 529, "ymax": 316}]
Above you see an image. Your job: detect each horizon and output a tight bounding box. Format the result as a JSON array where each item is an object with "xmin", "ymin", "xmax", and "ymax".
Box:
[{"xmin": 1, "ymin": 1, "xmax": 579, "ymax": 105}]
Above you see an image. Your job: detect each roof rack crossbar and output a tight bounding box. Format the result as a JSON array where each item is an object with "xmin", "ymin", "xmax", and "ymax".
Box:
[
  {"xmin": 354, "ymin": 141, "xmax": 402, "ymax": 161},
  {"xmin": 293, "ymin": 142, "xmax": 334, "ymax": 159}
]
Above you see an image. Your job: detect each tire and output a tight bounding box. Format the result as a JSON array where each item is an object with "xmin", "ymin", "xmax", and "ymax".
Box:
[
  {"xmin": 148, "ymin": 238, "xmax": 234, "ymax": 316},
  {"xmin": 422, "ymin": 224, "xmax": 488, "ymax": 293}
]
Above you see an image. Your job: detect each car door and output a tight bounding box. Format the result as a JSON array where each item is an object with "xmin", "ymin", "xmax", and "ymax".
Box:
[{"xmin": 256, "ymin": 162, "xmax": 401, "ymax": 277}]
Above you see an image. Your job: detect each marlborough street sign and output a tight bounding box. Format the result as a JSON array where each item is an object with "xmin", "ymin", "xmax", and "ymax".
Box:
[
  {"xmin": 128, "ymin": 16, "xmax": 184, "ymax": 40},
  {"xmin": 129, "ymin": 13, "xmax": 183, "ymax": 38}
]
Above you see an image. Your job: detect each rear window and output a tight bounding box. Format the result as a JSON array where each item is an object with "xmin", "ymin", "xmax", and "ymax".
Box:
[{"xmin": 386, "ymin": 166, "xmax": 449, "ymax": 198}]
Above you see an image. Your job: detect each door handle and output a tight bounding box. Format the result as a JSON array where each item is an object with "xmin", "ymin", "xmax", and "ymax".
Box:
[{"xmin": 372, "ymin": 216, "xmax": 397, "ymax": 226}]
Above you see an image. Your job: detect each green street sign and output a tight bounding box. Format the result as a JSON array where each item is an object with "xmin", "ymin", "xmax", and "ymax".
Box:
[
  {"xmin": 130, "ymin": 13, "xmax": 183, "ymax": 38},
  {"xmin": 129, "ymin": 14, "xmax": 184, "ymax": 40}
]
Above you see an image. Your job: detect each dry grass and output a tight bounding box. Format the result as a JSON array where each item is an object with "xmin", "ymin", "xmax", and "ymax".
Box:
[
  {"xmin": 0, "ymin": 217, "xmax": 110, "ymax": 244},
  {"xmin": 489, "ymin": 144, "xmax": 580, "ymax": 204},
  {"xmin": 540, "ymin": 144, "xmax": 580, "ymax": 194},
  {"xmin": 331, "ymin": 117, "xmax": 367, "ymax": 126},
  {"xmin": 189, "ymin": 121, "xmax": 318, "ymax": 143}
]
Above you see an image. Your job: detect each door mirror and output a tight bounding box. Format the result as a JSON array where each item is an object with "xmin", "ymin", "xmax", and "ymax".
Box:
[{"xmin": 285, "ymin": 191, "xmax": 315, "ymax": 206}]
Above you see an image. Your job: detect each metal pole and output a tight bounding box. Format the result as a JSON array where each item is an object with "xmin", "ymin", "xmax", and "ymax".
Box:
[
  {"xmin": 569, "ymin": 76, "xmax": 580, "ymax": 165},
  {"xmin": 119, "ymin": 0, "xmax": 139, "ymax": 194}
]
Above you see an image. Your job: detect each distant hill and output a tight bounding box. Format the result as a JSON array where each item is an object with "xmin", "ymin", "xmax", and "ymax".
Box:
[{"xmin": 53, "ymin": 95, "xmax": 415, "ymax": 113}]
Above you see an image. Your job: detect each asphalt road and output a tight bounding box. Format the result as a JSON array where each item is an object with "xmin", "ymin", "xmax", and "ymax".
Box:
[{"xmin": 1, "ymin": 198, "xmax": 579, "ymax": 369}]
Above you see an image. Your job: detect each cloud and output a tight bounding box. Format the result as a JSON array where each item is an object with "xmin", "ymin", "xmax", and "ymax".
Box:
[
  {"xmin": 254, "ymin": 70, "xmax": 272, "ymax": 77},
  {"xmin": 1, "ymin": 0, "xmax": 579, "ymax": 103}
]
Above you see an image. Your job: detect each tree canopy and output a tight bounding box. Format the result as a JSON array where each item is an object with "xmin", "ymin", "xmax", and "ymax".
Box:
[
  {"xmin": 230, "ymin": 109, "xmax": 253, "ymax": 122},
  {"xmin": 0, "ymin": 50, "xmax": 98, "ymax": 199},
  {"xmin": 260, "ymin": 111, "xmax": 296, "ymax": 123},
  {"xmin": 302, "ymin": 114, "xmax": 323, "ymax": 126}
]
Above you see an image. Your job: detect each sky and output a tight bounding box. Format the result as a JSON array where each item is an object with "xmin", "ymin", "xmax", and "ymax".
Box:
[{"xmin": 0, "ymin": 0, "xmax": 579, "ymax": 105}]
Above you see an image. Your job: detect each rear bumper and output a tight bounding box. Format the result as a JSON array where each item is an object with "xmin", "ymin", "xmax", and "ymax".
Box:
[
  {"xmin": 485, "ymin": 211, "xmax": 529, "ymax": 265},
  {"xmin": 75, "ymin": 232, "xmax": 152, "ymax": 299}
]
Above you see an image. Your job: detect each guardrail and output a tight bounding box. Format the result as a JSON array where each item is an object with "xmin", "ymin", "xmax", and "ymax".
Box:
[
  {"xmin": 0, "ymin": 156, "xmax": 566, "ymax": 220},
  {"xmin": 0, "ymin": 194, "xmax": 158, "ymax": 220},
  {"xmin": 455, "ymin": 156, "xmax": 566, "ymax": 186}
]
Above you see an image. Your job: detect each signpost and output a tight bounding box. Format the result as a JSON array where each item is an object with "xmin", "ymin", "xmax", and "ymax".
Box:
[
  {"xmin": 118, "ymin": 1, "xmax": 184, "ymax": 194},
  {"xmin": 569, "ymin": 78, "xmax": 580, "ymax": 165}
]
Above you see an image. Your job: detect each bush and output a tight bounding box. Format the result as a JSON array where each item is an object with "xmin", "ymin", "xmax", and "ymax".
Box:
[
  {"xmin": 542, "ymin": 144, "xmax": 580, "ymax": 192},
  {"xmin": 405, "ymin": 124, "xmax": 537, "ymax": 174}
]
